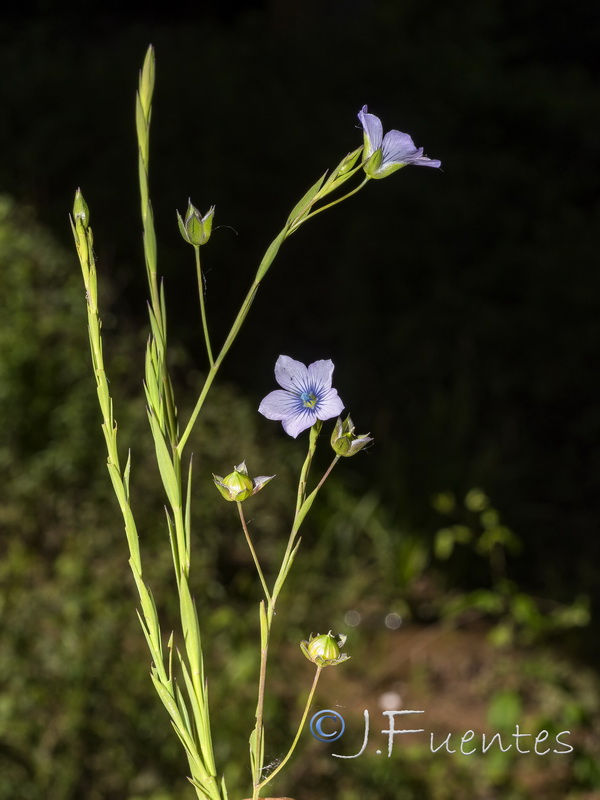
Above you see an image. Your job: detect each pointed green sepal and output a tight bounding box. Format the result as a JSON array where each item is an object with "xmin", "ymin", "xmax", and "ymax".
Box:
[
  {"xmin": 300, "ymin": 631, "xmax": 350, "ymax": 667},
  {"xmin": 73, "ymin": 188, "xmax": 90, "ymax": 229},
  {"xmin": 212, "ymin": 461, "xmax": 275, "ymax": 502},
  {"xmin": 330, "ymin": 415, "xmax": 373, "ymax": 457},
  {"xmin": 178, "ymin": 200, "xmax": 215, "ymax": 246}
]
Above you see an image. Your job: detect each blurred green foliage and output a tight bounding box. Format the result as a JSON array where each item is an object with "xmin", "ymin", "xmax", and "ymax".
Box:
[
  {"xmin": 432, "ymin": 489, "xmax": 590, "ymax": 647},
  {"xmin": 0, "ymin": 195, "xmax": 299, "ymax": 798},
  {"xmin": 1, "ymin": 0, "xmax": 598, "ymax": 621},
  {"xmin": 1, "ymin": 194, "xmax": 599, "ymax": 797}
]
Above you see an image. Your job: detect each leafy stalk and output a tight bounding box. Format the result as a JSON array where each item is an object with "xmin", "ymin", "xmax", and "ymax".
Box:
[
  {"xmin": 71, "ymin": 200, "xmax": 220, "ymax": 800},
  {"xmin": 245, "ymin": 424, "xmax": 341, "ymax": 797},
  {"xmin": 177, "ymin": 150, "xmax": 370, "ymax": 456},
  {"xmin": 136, "ymin": 46, "xmax": 222, "ymax": 800}
]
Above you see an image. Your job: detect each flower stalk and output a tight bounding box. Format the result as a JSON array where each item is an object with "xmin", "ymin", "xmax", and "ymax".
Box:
[
  {"xmin": 237, "ymin": 502, "xmax": 271, "ymax": 603},
  {"xmin": 195, "ymin": 244, "xmax": 215, "ymax": 367},
  {"xmin": 256, "ymin": 665, "xmax": 323, "ymax": 794}
]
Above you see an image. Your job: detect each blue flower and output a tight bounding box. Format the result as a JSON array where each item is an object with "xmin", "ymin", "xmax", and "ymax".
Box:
[
  {"xmin": 258, "ymin": 355, "xmax": 344, "ymax": 438},
  {"xmin": 358, "ymin": 105, "xmax": 441, "ymax": 179}
]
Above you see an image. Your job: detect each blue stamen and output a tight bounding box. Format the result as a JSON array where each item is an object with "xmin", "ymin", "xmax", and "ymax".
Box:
[{"xmin": 300, "ymin": 390, "xmax": 318, "ymax": 409}]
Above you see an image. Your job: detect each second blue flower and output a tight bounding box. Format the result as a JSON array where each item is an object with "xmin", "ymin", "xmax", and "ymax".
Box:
[{"xmin": 258, "ymin": 355, "xmax": 344, "ymax": 438}]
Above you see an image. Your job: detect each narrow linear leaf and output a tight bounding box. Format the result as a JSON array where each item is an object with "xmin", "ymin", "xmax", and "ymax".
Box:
[
  {"xmin": 124, "ymin": 449, "xmax": 132, "ymax": 499},
  {"xmin": 180, "ymin": 576, "xmax": 203, "ymax": 683},
  {"xmin": 159, "ymin": 279, "xmax": 168, "ymax": 335},
  {"xmin": 200, "ymin": 679, "xmax": 216, "ymax": 770},
  {"xmin": 174, "ymin": 667, "xmax": 194, "ymax": 734},
  {"xmin": 188, "ymin": 775, "xmax": 221, "ymax": 800},
  {"xmin": 144, "ymin": 219, "xmax": 158, "ymax": 276},
  {"xmin": 255, "ymin": 229, "xmax": 287, "ymax": 282},
  {"xmin": 286, "ymin": 172, "xmax": 327, "ymax": 225},
  {"xmin": 177, "ymin": 652, "xmax": 216, "ymax": 775},
  {"xmin": 135, "ymin": 610, "xmax": 165, "ymax": 680},
  {"xmin": 170, "ymin": 720, "xmax": 207, "ymax": 779},
  {"xmin": 139, "ymin": 45, "xmax": 155, "ymax": 118},
  {"xmin": 95, "ymin": 371, "xmax": 111, "ymax": 419},
  {"xmin": 106, "ymin": 461, "xmax": 126, "ymax": 506},
  {"xmin": 259, "ymin": 601, "xmax": 268, "ymax": 652},
  {"xmin": 147, "ymin": 303, "xmax": 166, "ymax": 356},
  {"xmin": 130, "ymin": 565, "xmax": 163, "ymax": 659},
  {"xmin": 150, "ymin": 674, "xmax": 187, "ymax": 730},
  {"xmin": 273, "ymin": 538, "xmax": 302, "ymax": 599},
  {"xmin": 321, "ymin": 146, "xmax": 363, "ymax": 193},
  {"xmin": 185, "ymin": 454, "xmax": 193, "ymax": 563},
  {"xmin": 138, "ymin": 150, "xmax": 149, "ymax": 211},
  {"xmin": 295, "ymin": 484, "xmax": 319, "ymax": 529},
  {"xmin": 135, "ymin": 94, "xmax": 147, "ymax": 153},
  {"xmin": 164, "ymin": 508, "xmax": 181, "ymax": 579},
  {"xmin": 249, "ymin": 727, "xmax": 258, "ymax": 775},
  {"xmin": 121, "ymin": 503, "xmax": 141, "ymax": 570},
  {"xmin": 148, "ymin": 411, "xmax": 180, "ymax": 509},
  {"xmin": 220, "ymin": 775, "xmax": 229, "ymax": 800}
]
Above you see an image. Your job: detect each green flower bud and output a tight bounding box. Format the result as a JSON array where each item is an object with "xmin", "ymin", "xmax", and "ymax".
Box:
[
  {"xmin": 331, "ymin": 415, "xmax": 373, "ymax": 457},
  {"xmin": 335, "ymin": 145, "xmax": 363, "ymax": 177},
  {"xmin": 300, "ymin": 631, "xmax": 349, "ymax": 667},
  {"xmin": 363, "ymin": 148, "xmax": 385, "ymax": 179},
  {"xmin": 73, "ymin": 188, "xmax": 90, "ymax": 230},
  {"xmin": 177, "ymin": 200, "xmax": 215, "ymax": 246},
  {"xmin": 212, "ymin": 461, "xmax": 274, "ymax": 502}
]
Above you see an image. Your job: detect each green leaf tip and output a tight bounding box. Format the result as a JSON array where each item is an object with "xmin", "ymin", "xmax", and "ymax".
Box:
[{"xmin": 139, "ymin": 44, "xmax": 156, "ymax": 120}]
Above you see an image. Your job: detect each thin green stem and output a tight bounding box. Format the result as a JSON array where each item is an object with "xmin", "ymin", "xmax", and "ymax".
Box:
[
  {"xmin": 248, "ymin": 429, "xmax": 322, "ymax": 796},
  {"xmin": 256, "ymin": 665, "xmax": 323, "ymax": 793},
  {"xmin": 195, "ymin": 246, "xmax": 214, "ymax": 367},
  {"xmin": 252, "ymin": 600, "xmax": 273, "ymax": 793},
  {"xmin": 312, "ymin": 455, "xmax": 340, "ymax": 496},
  {"xmin": 177, "ymin": 229, "xmax": 288, "ymax": 456},
  {"xmin": 248, "ymin": 443, "xmax": 340, "ymax": 797},
  {"xmin": 295, "ymin": 420, "xmax": 322, "ymax": 516},
  {"xmin": 237, "ymin": 503, "xmax": 271, "ymax": 603},
  {"xmin": 177, "ymin": 360, "xmax": 219, "ymax": 457},
  {"xmin": 289, "ymin": 177, "xmax": 370, "ymax": 233},
  {"xmin": 178, "ymin": 171, "xmax": 370, "ymax": 455},
  {"xmin": 272, "ymin": 424, "xmax": 339, "ymax": 608}
]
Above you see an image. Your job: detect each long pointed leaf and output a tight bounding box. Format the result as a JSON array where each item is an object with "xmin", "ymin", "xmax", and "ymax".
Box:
[
  {"xmin": 286, "ymin": 172, "xmax": 327, "ymax": 225},
  {"xmin": 147, "ymin": 410, "xmax": 180, "ymax": 509}
]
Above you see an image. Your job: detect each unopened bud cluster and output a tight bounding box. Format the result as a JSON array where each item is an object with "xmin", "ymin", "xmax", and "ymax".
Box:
[
  {"xmin": 330, "ymin": 415, "xmax": 373, "ymax": 457},
  {"xmin": 300, "ymin": 631, "xmax": 349, "ymax": 667},
  {"xmin": 177, "ymin": 200, "xmax": 214, "ymax": 246},
  {"xmin": 213, "ymin": 461, "xmax": 274, "ymax": 502}
]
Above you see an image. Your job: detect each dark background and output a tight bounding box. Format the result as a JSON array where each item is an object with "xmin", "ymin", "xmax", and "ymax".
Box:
[
  {"xmin": 1, "ymin": 1, "xmax": 600, "ymax": 798},
  {"xmin": 1, "ymin": 2, "xmax": 599, "ymax": 615},
  {"xmin": 6, "ymin": 0, "xmax": 598, "ymax": 609}
]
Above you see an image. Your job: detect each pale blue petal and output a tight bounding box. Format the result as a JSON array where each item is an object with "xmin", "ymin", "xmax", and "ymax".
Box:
[
  {"xmin": 274, "ymin": 355, "xmax": 309, "ymax": 393},
  {"xmin": 316, "ymin": 388, "xmax": 344, "ymax": 421},
  {"xmin": 307, "ymin": 359, "xmax": 335, "ymax": 393},
  {"xmin": 411, "ymin": 154, "xmax": 442, "ymax": 168},
  {"xmin": 382, "ymin": 130, "xmax": 441, "ymax": 169},
  {"xmin": 381, "ymin": 129, "xmax": 419, "ymax": 165},
  {"xmin": 358, "ymin": 105, "xmax": 383, "ymax": 158},
  {"xmin": 282, "ymin": 408, "xmax": 317, "ymax": 438},
  {"xmin": 258, "ymin": 389, "xmax": 298, "ymax": 420}
]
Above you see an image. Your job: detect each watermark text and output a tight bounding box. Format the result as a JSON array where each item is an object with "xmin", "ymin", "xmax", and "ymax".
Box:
[{"xmin": 309, "ymin": 710, "xmax": 573, "ymax": 758}]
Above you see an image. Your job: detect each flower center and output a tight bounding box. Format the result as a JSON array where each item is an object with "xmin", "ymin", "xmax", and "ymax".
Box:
[{"xmin": 300, "ymin": 391, "xmax": 318, "ymax": 409}]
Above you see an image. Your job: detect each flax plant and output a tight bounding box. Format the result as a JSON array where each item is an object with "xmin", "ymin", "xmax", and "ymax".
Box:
[{"xmin": 71, "ymin": 45, "xmax": 440, "ymax": 800}]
